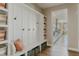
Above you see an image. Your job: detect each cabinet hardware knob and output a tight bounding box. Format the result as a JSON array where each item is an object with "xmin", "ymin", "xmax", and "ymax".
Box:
[
  {"xmin": 22, "ymin": 28, "xmax": 24, "ymax": 31},
  {"xmin": 14, "ymin": 17, "xmax": 16, "ymax": 20}
]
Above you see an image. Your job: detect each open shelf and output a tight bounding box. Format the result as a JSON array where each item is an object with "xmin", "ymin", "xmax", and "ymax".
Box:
[
  {"xmin": 0, "ymin": 3, "xmax": 8, "ymax": 56},
  {"xmin": 0, "ymin": 40, "xmax": 8, "ymax": 44},
  {"xmin": 0, "ymin": 8, "xmax": 8, "ymax": 14},
  {"xmin": 0, "ymin": 25, "xmax": 8, "ymax": 28}
]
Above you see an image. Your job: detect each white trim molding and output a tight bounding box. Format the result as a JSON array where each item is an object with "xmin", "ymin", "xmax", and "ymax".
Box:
[{"xmin": 68, "ymin": 48, "xmax": 79, "ymax": 52}]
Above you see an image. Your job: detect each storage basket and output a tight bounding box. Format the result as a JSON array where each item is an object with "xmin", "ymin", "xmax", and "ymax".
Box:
[
  {"xmin": 0, "ymin": 14, "xmax": 7, "ymax": 21},
  {"xmin": 0, "ymin": 30, "xmax": 6, "ymax": 41}
]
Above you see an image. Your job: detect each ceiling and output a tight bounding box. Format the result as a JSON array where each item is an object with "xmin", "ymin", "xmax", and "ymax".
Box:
[
  {"xmin": 52, "ymin": 9, "xmax": 67, "ymax": 21},
  {"xmin": 35, "ymin": 3, "xmax": 63, "ymax": 9}
]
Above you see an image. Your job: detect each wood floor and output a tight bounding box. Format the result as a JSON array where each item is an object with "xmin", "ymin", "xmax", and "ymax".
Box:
[
  {"xmin": 68, "ymin": 50, "xmax": 79, "ymax": 56},
  {"xmin": 37, "ymin": 47, "xmax": 79, "ymax": 56},
  {"xmin": 37, "ymin": 35, "xmax": 79, "ymax": 56}
]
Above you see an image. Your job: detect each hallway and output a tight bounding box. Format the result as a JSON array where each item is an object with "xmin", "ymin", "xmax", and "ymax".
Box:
[{"xmin": 0, "ymin": 3, "xmax": 79, "ymax": 56}]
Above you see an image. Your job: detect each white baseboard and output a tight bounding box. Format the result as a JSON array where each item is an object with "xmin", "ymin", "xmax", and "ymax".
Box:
[{"xmin": 68, "ymin": 48, "xmax": 79, "ymax": 52}]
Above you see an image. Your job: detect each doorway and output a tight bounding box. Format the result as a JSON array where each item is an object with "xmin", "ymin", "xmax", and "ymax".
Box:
[{"xmin": 51, "ymin": 8, "xmax": 68, "ymax": 56}]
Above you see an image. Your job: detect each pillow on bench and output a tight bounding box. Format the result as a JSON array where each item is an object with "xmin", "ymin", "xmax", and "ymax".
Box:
[{"xmin": 14, "ymin": 39, "xmax": 24, "ymax": 51}]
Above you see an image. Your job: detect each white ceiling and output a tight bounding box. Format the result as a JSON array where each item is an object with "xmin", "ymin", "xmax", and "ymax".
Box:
[{"xmin": 35, "ymin": 3, "xmax": 63, "ymax": 9}]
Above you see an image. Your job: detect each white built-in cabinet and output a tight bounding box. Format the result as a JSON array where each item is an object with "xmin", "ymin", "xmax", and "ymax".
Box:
[{"xmin": 8, "ymin": 3, "xmax": 45, "ymax": 56}]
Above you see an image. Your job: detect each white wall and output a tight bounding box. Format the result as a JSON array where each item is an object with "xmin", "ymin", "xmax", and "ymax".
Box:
[
  {"xmin": 77, "ymin": 4, "xmax": 79, "ymax": 50},
  {"xmin": 43, "ymin": 4, "xmax": 79, "ymax": 50},
  {"xmin": 67, "ymin": 4, "xmax": 78, "ymax": 50}
]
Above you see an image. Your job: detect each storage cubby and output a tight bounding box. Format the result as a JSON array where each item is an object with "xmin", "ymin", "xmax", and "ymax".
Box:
[
  {"xmin": 27, "ymin": 50, "xmax": 33, "ymax": 56},
  {"xmin": 41, "ymin": 42, "xmax": 47, "ymax": 51},
  {"xmin": 27, "ymin": 46, "xmax": 40, "ymax": 56},
  {"xmin": 33, "ymin": 46, "xmax": 40, "ymax": 56},
  {"xmin": 20, "ymin": 54, "xmax": 25, "ymax": 56}
]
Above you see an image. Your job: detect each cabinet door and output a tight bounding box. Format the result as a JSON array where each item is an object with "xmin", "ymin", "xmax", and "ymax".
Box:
[
  {"xmin": 13, "ymin": 4, "xmax": 23, "ymax": 42},
  {"xmin": 29, "ymin": 10, "xmax": 37, "ymax": 49},
  {"xmin": 32, "ymin": 12, "xmax": 44, "ymax": 46},
  {"xmin": 22, "ymin": 6, "xmax": 32, "ymax": 50},
  {"xmin": 23, "ymin": 6, "xmax": 37, "ymax": 50},
  {"xmin": 23, "ymin": 8, "xmax": 39, "ymax": 50},
  {"xmin": 31, "ymin": 11, "xmax": 39, "ymax": 47},
  {"xmin": 35, "ymin": 13, "xmax": 41, "ymax": 45}
]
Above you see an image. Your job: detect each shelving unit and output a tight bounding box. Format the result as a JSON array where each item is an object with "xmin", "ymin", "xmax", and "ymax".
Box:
[
  {"xmin": 0, "ymin": 40, "xmax": 7, "ymax": 44},
  {"xmin": 44, "ymin": 16, "xmax": 47, "ymax": 40},
  {"xmin": 0, "ymin": 25, "xmax": 8, "ymax": 27},
  {"xmin": 0, "ymin": 8, "xmax": 8, "ymax": 14},
  {"xmin": 0, "ymin": 3, "xmax": 8, "ymax": 56}
]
